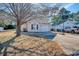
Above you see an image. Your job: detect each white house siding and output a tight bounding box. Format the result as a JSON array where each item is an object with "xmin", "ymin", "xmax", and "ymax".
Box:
[
  {"xmin": 0, "ymin": 27, "xmax": 4, "ymax": 31},
  {"xmin": 21, "ymin": 19, "xmax": 51, "ymax": 32},
  {"xmin": 21, "ymin": 23, "xmax": 28, "ymax": 31},
  {"xmin": 21, "ymin": 16, "xmax": 51, "ymax": 32},
  {"xmin": 39, "ymin": 24, "xmax": 51, "ymax": 32},
  {"xmin": 27, "ymin": 20, "xmax": 39, "ymax": 32},
  {"xmin": 27, "ymin": 23, "xmax": 51, "ymax": 32}
]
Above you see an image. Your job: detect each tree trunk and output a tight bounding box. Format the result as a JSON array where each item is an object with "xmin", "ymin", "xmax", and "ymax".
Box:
[
  {"xmin": 16, "ymin": 20, "xmax": 21, "ymax": 36},
  {"xmin": 16, "ymin": 25, "xmax": 21, "ymax": 36}
]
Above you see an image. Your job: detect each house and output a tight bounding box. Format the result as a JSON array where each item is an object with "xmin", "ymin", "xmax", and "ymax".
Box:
[
  {"xmin": 52, "ymin": 20, "xmax": 79, "ymax": 30},
  {"xmin": 21, "ymin": 15, "xmax": 52, "ymax": 32},
  {"xmin": 0, "ymin": 27, "xmax": 4, "ymax": 31}
]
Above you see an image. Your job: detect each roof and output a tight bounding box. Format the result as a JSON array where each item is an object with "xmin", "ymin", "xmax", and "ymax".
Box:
[{"xmin": 29, "ymin": 15, "xmax": 50, "ymax": 24}]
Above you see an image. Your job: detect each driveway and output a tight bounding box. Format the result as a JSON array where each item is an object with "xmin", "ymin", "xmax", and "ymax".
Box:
[
  {"xmin": 55, "ymin": 32, "xmax": 79, "ymax": 55},
  {"xmin": 22, "ymin": 32, "xmax": 56, "ymax": 40}
]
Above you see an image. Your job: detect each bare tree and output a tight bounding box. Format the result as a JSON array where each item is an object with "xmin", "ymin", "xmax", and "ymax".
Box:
[
  {"xmin": 0, "ymin": 3, "xmax": 33, "ymax": 36},
  {"xmin": 0, "ymin": 3, "xmax": 63, "ymax": 36},
  {"xmin": 0, "ymin": 10, "xmax": 8, "ymax": 27}
]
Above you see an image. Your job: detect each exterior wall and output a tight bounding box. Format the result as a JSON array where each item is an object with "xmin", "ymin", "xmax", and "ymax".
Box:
[
  {"xmin": 21, "ymin": 19, "xmax": 51, "ymax": 32},
  {"xmin": 0, "ymin": 27, "xmax": 4, "ymax": 31},
  {"xmin": 27, "ymin": 23, "xmax": 51, "ymax": 32},
  {"xmin": 27, "ymin": 20, "xmax": 50, "ymax": 32},
  {"xmin": 39, "ymin": 23, "xmax": 51, "ymax": 32},
  {"xmin": 21, "ymin": 23, "xmax": 28, "ymax": 32},
  {"xmin": 27, "ymin": 20, "xmax": 39, "ymax": 32}
]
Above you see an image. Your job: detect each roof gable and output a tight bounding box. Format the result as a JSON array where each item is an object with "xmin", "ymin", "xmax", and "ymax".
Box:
[{"xmin": 28, "ymin": 15, "xmax": 50, "ymax": 24}]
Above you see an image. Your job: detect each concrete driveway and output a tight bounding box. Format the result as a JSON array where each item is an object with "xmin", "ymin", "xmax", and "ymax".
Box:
[
  {"xmin": 22, "ymin": 32, "xmax": 56, "ymax": 40},
  {"xmin": 54, "ymin": 32, "xmax": 79, "ymax": 55}
]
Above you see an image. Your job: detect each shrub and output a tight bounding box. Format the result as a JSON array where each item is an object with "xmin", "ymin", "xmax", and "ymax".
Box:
[
  {"xmin": 51, "ymin": 29, "xmax": 54, "ymax": 31},
  {"xmin": 0, "ymin": 24, "xmax": 3, "ymax": 27},
  {"xmin": 4, "ymin": 25, "xmax": 15, "ymax": 29}
]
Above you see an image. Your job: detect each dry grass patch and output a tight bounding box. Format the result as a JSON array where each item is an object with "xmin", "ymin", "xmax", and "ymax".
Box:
[
  {"xmin": 0, "ymin": 30, "xmax": 66, "ymax": 56},
  {"xmin": 0, "ymin": 30, "xmax": 16, "ymax": 43}
]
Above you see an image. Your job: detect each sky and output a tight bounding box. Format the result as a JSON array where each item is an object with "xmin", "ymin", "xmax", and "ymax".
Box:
[
  {"xmin": 1, "ymin": 3, "xmax": 79, "ymax": 13},
  {"xmin": 56, "ymin": 3, "xmax": 79, "ymax": 13},
  {"xmin": 45, "ymin": 3, "xmax": 79, "ymax": 13},
  {"xmin": 66, "ymin": 3, "xmax": 79, "ymax": 13}
]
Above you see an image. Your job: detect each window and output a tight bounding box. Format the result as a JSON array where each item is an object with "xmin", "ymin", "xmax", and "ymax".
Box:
[
  {"xmin": 31, "ymin": 24, "xmax": 33, "ymax": 30},
  {"xmin": 31, "ymin": 24, "xmax": 39, "ymax": 30},
  {"xmin": 65, "ymin": 27, "xmax": 71, "ymax": 29},
  {"xmin": 73, "ymin": 26, "xmax": 77, "ymax": 28},
  {"xmin": 37, "ymin": 25, "xmax": 38, "ymax": 30}
]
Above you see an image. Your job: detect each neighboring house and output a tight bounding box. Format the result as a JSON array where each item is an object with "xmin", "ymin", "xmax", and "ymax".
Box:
[
  {"xmin": 21, "ymin": 15, "xmax": 52, "ymax": 32},
  {"xmin": 0, "ymin": 27, "xmax": 4, "ymax": 31},
  {"xmin": 52, "ymin": 20, "xmax": 79, "ymax": 30}
]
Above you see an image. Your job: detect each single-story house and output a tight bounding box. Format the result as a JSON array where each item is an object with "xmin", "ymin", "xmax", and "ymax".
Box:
[
  {"xmin": 21, "ymin": 15, "xmax": 52, "ymax": 32},
  {"xmin": 52, "ymin": 20, "xmax": 79, "ymax": 30}
]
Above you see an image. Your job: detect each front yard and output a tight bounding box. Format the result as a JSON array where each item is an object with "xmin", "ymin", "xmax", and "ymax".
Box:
[{"xmin": 0, "ymin": 30, "xmax": 65, "ymax": 56}]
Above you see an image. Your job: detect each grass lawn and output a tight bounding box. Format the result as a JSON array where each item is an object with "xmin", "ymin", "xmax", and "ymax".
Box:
[
  {"xmin": 0, "ymin": 30, "xmax": 16, "ymax": 43},
  {"xmin": 0, "ymin": 30, "xmax": 66, "ymax": 56}
]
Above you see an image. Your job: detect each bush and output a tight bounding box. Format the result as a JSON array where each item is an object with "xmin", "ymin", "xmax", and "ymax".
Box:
[
  {"xmin": 57, "ymin": 29, "xmax": 61, "ymax": 32},
  {"xmin": 0, "ymin": 24, "xmax": 3, "ymax": 27},
  {"xmin": 4, "ymin": 25, "xmax": 15, "ymax": 29},
  {"xmin": 51, "ymin": 29, "xmax": 54, "ymax": 31}
]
